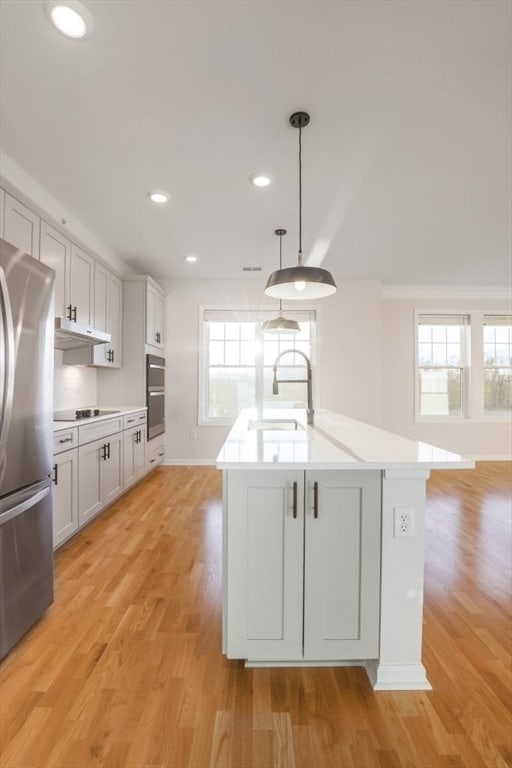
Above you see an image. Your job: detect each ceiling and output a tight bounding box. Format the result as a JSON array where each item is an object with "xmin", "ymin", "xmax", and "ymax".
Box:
[{"xmin": 0, "ymin": 0, "xmax": 510, "ymax": 287}]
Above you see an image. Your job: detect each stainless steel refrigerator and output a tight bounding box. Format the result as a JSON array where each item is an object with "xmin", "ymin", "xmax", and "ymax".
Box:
[{"xmin": 0, "ymin": 237, "xmax": 55, "ymax": 659}]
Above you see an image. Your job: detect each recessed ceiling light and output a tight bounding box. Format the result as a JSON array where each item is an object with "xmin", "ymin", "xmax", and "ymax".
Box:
[
  {"xmin": 250, "ymin": 174, "xmax": 272, "ymax": 188},
  {"xmin": 148, "ymin": 191, "xmax": 169, "ymax": 204},
  {"xmin": 45, "ymin": 1, "xmax": 92, "ymax": 39},
  {"xmin": 185, "ymin": 255, "xmax": 198, "ymax": 263}
]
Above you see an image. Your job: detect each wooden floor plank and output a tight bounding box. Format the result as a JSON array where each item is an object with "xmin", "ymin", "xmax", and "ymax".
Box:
[{"xmin": 0, "ymin": 462, "xmax": 510, "ymax": 768}]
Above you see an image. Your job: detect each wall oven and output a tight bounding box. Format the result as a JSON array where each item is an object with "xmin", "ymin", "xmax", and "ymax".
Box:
[{"xmin": 146, "ymin": 354, "xmax": 165, "ymax": 440}]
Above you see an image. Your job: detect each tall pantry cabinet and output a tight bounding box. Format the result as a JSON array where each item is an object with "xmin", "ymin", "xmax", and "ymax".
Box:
[{"xmin": 97, "ymin": 275, "xmax": 166, "ymax": 466}]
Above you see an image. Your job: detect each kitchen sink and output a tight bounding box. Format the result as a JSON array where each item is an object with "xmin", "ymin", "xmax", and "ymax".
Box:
[{"xmin": 248, "ymin": 418, "xmax": 305, "ymax": 431}]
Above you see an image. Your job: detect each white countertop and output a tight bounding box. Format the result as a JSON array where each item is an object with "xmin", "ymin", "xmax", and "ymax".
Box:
[
  {"xmin": 216, "ymin": 408, "xmax": 475, "ymax": 471},
  {"xmin": 53, "ymin": 406, "xmax": 146, "ymax": 431}
]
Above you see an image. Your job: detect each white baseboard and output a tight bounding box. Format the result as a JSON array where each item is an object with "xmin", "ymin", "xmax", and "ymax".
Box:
[
  {"xmin": 469, "ymin": 455, "xmax": 512, "ymax": 462},
  {"xmin": 365, "ymin": 660, "xmax": 432, "ymax": 691},
  {"xmin": 163, "ymin": 458, "xmax": 216, "ymax": 466}
]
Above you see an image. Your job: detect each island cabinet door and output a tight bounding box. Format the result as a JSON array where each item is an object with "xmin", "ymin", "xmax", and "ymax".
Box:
[
  {"xmin": 303, "ymin": 470, "xmax": 382, "ymax": 660},
  {"xmin": 226, "ymin": 470, "xmax": 304, "ymax": 661}
]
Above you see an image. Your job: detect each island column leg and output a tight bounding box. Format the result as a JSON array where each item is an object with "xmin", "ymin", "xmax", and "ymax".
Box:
[{"xmin": 366, "ymin": 468, "xmax": 432, "ymax": 691}]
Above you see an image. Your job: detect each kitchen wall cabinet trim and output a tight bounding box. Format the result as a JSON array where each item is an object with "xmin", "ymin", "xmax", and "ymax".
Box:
[{"xmin": 2, "ymin": 192, "xmax": 40, "ymax": 258}]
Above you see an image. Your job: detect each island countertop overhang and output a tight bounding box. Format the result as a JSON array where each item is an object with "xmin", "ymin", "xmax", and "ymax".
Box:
[{"xmin": 216, "ymin": 408, "xmax": 475, "ymax": 471}]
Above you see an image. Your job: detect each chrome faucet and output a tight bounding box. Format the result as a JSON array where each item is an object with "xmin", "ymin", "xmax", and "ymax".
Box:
[{"xmin": 272, "ymin": 349, "xmax": 314, "ymax": 425}]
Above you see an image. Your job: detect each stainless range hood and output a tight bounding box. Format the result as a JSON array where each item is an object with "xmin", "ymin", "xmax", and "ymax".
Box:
[{"xmin": 54, "ymin": 317, "xmax": 111, "ymax": 350}]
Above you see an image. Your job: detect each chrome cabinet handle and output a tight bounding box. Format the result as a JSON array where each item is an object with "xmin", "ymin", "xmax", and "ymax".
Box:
[
  {"xmin": 313, "ymin": 481, "xmax": 319, "ymax": 519},
  {"xmin": 58, "ymin": 436, "xmax": 73, "ymax": 444},
  {"xmin": 292, "ymin": 481, "xmax": 298, "ymax": 519}
]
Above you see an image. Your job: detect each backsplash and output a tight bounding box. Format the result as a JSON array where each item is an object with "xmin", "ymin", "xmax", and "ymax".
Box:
[{"xmin": 54, "ymin": 351, "xmax": 97, "ymax": 410}]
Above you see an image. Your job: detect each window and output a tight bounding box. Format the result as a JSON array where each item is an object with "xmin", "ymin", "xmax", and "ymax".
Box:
[
  {"xmin": 483, "ymin": 315, "xmax": 512, "ymax": 415},
  {"xmin": 200, "ymin": 309, "xmax": 315, "ymax": 425},
  {"xmin": 416, "ymin": 315, "xmax": 469, "ymax": 417}
]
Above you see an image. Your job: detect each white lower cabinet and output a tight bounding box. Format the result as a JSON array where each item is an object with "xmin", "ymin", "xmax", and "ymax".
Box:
[
  {"xmin": 78, "ymin": 432, "xmax": 123, "ymax": 527},
  {"xmin": 123, "ymin": 425, "xmax": 146, "ymax": 487},
  {"xmin": 52, "ymin": 448, "xmax": 79, "ymax": 548},
  {"xmin": 224, "ymin": 469, "xmax": 381, "ymax": 663}
]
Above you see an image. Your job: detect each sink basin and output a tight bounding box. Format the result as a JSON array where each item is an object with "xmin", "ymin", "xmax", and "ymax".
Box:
[{"xmin": 248, "ymin": 419, "xmax": 305, "ymax": 431}]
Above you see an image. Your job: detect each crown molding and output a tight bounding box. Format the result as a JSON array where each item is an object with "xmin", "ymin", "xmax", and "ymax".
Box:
[{"xmin": 382, "ymin": 284, "xmax": 512, "ymax": 301}]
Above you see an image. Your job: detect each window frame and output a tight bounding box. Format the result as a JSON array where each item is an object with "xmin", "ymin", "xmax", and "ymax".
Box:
[
  {"xmin": 414, "ymin": 312, "xmax": 471, "ymax": 422},
  {"xmin": 483, "ymin": 314, "xmax": 512, "ymax": 417},
  {"xmin": 414, "ymin": 310, "xmax": 512, "ymax": 424},
  {"xmin": 198, "ymin": 305, "xmax": 317, "ymax": 427}
]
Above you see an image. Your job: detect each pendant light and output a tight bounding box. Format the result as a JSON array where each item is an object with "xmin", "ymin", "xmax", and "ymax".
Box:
[
  {"xmin": 264, "ymin": 111, "xmax": 337, "ymax": 300},
  {"xmin": 262, "ymin": 230, "xmax": 300, "ymax": 334}
]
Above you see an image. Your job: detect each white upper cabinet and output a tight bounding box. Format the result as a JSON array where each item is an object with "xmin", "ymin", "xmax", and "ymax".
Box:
[
  {"xmin": 90, "ymin": 264, "xmax": 122, "ymax": 367},
  {"xmin": 2, "ymin": 192, "xmax": 40, "ymax": 258},
  {"xmin": 146, "ymin": 281, "xmax": 165, "ymax": 349},
  {"xmin": 69, "ymin": 243, "xmax": 94, "ymax": 325},
  {"xmin": 40, "ymin": 221, "xmax": 71, "ymax": 316}
]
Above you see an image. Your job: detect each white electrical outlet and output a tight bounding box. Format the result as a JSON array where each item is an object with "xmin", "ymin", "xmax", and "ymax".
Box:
[{"xmin": 394, "ymin": 507, "xmax": 414, "ymax": 538}]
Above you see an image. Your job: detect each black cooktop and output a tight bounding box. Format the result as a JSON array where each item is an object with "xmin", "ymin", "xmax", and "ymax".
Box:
[{"xmin": 54, "ymin": 408, "xmax": 119, "ymax": 421}]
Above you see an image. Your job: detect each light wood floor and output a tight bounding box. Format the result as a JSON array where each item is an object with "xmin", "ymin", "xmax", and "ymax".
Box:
[{"xmin": 0, "ymin": 462, "xmax": 510, "ymax": 768}]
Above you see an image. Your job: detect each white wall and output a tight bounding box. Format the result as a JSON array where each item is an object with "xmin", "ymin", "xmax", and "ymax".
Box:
[
  {"xmin": 163, "ymin": 278, "xmax": 383, "ymax": 463},
  {"xmin": 382, "ymin": 291, "xmax": 512, "ymax": 459}
]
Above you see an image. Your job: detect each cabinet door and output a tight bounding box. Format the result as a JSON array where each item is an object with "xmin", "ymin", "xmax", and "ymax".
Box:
[
  {"xmin": 40, "ymin": 221, "xmax": 70, "ymax": 317},
  {"xmin": 108, "ymin": 273, "xmax": 122, "ymax": 367},
  {"xmin": 2, "ymin": 193, "xmax": 40, "ymax": 258},
  {"xmin": 123, "ymin": 426, "xmax": 146, "ymax": 486},
  {"xmin": 225, "ymin": 470, "xmax": 304, "ymax": 660},
  {"xmin": 146, "ymin": 283, "xmax": 165, "ymax": 348},
  {"xmin": 103, "ymin": 432, "xmax": 123, "ymax": 505},
  {"xmin": 303, "ymin": 470, "xmax": 381, "ymax": 660},
  {"xmin": 52, "ymin": 449, "xmax": 79, "ymax": 548},
  {"xmin": 69, "ymin": 244, "xmax": 94, "ymax": 325},
  {"xmin": 123, "ymin": 427, "xmax": 137, "ymax": 486},
  {"xmin": 91, "ymin": 269, "xmax": 122, "ymax": 367},
  {"xmin": 93, "ymin": 262, "xmax": 109, "ymax": 332},
  {"xmin": 78, "ymin": 439, "xmax": 103, "ymax": 525}
]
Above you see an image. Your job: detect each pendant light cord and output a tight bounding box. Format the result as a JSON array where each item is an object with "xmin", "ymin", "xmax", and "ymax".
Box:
[
  {"xmin": 279, "ymin": 231, "xmax": 283, "ymax": 310},
  {"xmin": 298, "ymin": 124, "xmax": 303, "ymax": 263}
]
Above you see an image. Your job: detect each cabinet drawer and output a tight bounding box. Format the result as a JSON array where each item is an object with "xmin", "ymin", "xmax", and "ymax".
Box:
[
  {"xmin": 146, "ymin": 439, "xmax": 165, "ymax": 468},
  {"xmin": 123, "ymin": 410, "xmax": 147, "ymax": 429},
  {"xmin": 53, "ymin": 428, "xmax": 79, "ymax": 454},
  {"xmin": 78, "ymin": 416, "xmax": 124, "ymax": 445}
]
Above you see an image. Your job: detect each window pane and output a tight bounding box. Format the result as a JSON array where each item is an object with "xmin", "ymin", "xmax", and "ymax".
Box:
[
  {"xmin": 224, "ymin": 341, "xmax": 240, "ymax": 365},
  {"xmin": 208, "ymin": 367, "xmax": 256, "ymax": 418},
  {"xmin": 240, "ymin": 340, "xmax": 256, "ymax": 365},
  {"xmin": 264, "ymin": 339, "xmax": 279, "ymax": 366},
  {"xmin": 446, "ymin": 343, "xmax": 461, "ymax": 365},
  {"xmin": 225, "ymin": 323, "xmax": 240, "ymax": 340},
  {"xmin": 418, "ymin": 342, "xmax": 432, "ymax": 365},
  {"xmin": 209, "ymin": 340, "xmax": 224, "ymax": 365},
  {"xmin": 432, "ymin": 343, "xmax": 447, "ymax": 365},
  {"xmin": 419, "ymin": 368, "xmax": 462, "ymax": 416},
  {"xmin": 484, "ymin": 368, "xmax": 512, "ymax": 414},
  {"xmin": 209, "ymin": 322, "xmax": 224, "ymax": 340},
  {"xmin": 495, "ymin": 327, "xmax": 510, "ymax": 343},
  {"xmin": 240, "ymin": 323, "xmax": 255, "ymax": 340},
  {"xmin": 432, "ymin": 327, "xmax": 446, "ymax": 343},
  {"xmin": 262, "ymin": 369, "xmax": 307, "ymax": 408}
]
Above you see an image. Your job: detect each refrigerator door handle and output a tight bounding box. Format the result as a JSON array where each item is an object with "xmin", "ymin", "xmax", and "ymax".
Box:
[
  {"xmin": 0, "ymin": 486, "xmax": 50, "ymax": 526},
  {"xmin": 0, "ymin": 266, "xmax": 15, "ymax": 464}
]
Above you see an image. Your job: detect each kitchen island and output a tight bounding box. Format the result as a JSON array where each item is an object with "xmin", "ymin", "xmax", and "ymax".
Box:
[{"xmin": 216, "ymin": 408, "xmax": 474, "ymax": 690}]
